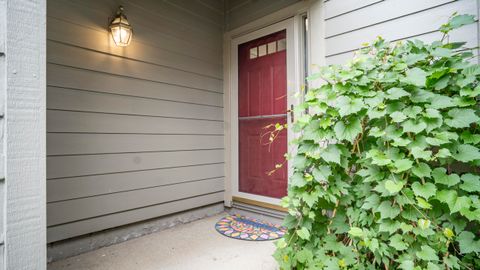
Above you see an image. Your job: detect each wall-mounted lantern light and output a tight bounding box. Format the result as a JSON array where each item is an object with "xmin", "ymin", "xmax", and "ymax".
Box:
[{"xmin": 109, "ymin": 6, "xmax": 133, "ymax": 47}]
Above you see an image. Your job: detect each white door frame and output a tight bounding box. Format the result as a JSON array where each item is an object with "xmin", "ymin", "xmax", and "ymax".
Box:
[
  {"xmin": 223, "ymin": 0, "xmax": 326, "ymax": 207},
  {"xmin": 226, "ymin": 17, "xmax": 303, "ymax": 206}
]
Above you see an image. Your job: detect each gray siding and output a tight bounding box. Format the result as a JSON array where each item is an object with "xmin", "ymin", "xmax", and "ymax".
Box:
[
  {"xmin": 225, "ymin": 0, "xmax": 301, "ymax": 30},
  {"xmin": 324, "ymin": 0, "xmax": 479, "ymax": 65},
  {"xmin": 47, "ymin": 0, "xmax": 225, "ymax": 243}
]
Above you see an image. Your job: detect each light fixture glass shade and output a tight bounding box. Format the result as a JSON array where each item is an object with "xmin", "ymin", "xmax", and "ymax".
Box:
[{"xmin": 109, "ymin": 6, "xmax": 132, "ymax": 47}]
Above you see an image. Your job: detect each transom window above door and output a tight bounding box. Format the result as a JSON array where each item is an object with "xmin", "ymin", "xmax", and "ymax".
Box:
[{"xmin": 249, "ymin": 38, "xmax": 286, "ymax": 59}]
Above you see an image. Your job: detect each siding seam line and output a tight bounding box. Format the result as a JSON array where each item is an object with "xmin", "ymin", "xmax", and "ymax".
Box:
[
  {"xmin": 46, "ymin": 162, "xmax": 226, "ymax": 180},
  {"xmin": 47, "ymin": 148, "xmax": 225, "ymax": 157},
  {"xmin": 197, "ymin": 0, "xmax": 224, "ymax": 15},
  {"xmin": 325, "ymin": 23, "xmax": 479, "ymax": 58},
  {"xmin": 47, "ymin": 85, "xmax": 224, "ymax": 108},
  {"xmin": 126, "ymin": 0, "xmax": 224, "ymax": 34},
  {"xmin": 226, "ymin": 0, "xmax": 252, "ymax": 13},
  {"xmin": 325, "ymin": 0, "xmax": 457, "ymax": 39},
  {"xmin": 163, "ymin": 0, "xmax": 224, "ymax": 27},
  {"xmin": 46, "ymin": 108, "xmax": 224, "ymax": 122},
  {"xmin": 47, "ymin": 191, "xmax": 225, "ymax": 228},
  {"xmin": 47, "ymin": 132, "xmax": 225, "ymax": 136},
  {"xmin": 47, "ymin": 62, "xmax": 224, "ymax": 94},
  {"xmin": 325, "ymin": 0, "xmax": 385, "ymax": 21},
  {"xmin": 47, "ymin": 176, "xmax": 226, "ymax": 203}
]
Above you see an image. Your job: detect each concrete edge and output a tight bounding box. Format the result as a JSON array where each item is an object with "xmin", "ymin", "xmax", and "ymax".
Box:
[{"xmin": 47, "ymin": 203, "xmax": 225, "ymax": 263}]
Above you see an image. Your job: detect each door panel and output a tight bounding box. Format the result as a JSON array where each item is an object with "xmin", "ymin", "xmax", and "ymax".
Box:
[
  {"xmin": 238, "ymin": 30, "xmax": 287, "ymax": 199},
  {"xmin": 239, "ymin": 118, "xmax": 287, "ymax": 198}
]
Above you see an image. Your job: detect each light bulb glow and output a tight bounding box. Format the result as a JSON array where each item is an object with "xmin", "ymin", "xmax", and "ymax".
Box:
[{"xmin": 111, "ymin": 26, "xmax": 132, "ymax": 46}]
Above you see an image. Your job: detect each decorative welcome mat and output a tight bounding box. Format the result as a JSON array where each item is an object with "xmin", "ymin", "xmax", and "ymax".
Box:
[{"xmin": 215, "ymin": 214, "xmax": 286, "ymax": 241}]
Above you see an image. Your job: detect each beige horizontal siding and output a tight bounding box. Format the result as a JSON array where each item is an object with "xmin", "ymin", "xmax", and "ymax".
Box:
[
  {"xmin": 325, "ymin": 0, "xmax": 479, "ymax": 65},
  {"xmin": 47, "ymin": 177, "xmax": 224, "ymax": 226},
  {"xmin": 47, "ymin": 192, "xmax": 224, "ymax": 243},
  {"xmin": 47, "ymin": 110, "xmax": 224, "ymax": 135},
  {"xmin": 47, "ymin": 164, "xmax": 224, "ymax": 202},
  {"xmin": 47, "ymin": 0, "xmax": 225, "ymax": 242},
  {"xmin": 47, "ymin": 134, "xmax": 224, "ymax": 156},
  {"xmin": 164, "ymin": 0, "xmax": 224, "ymax": 28},
  {"xmin": 47, "ymin": 149, "xmax": 224, "ymax": 180},
  {"xmin": 48, "ymin": 0, "xmax": 223, "ymax": 54},
  {"xmin": 47, "ymin": 87, "xmax": 223, "ymax": 121},
  {"xmin": 47, "ymin": 17, "xmax": 222, "ymax": 79},
  {"xmin": 325, "ymin": 0, "xmax": 454, "ymax": 37},
  {"xmin": 324, "ymin": 0, "xmax": 383, "ymax": 19},
  {"xmin": 225, "ymin": 0, "xmax": 301, "ymax": 30},
  {"xmin": 327, "ymin": 22, "xmax": 478, "ymax": 65},
  {"xmin": 48, "ymin": 41, "xmax": 222, "ymax": 93},
  {"xmin": 47, "ymin": 64, "xmax": 223, "ymax": 107}
]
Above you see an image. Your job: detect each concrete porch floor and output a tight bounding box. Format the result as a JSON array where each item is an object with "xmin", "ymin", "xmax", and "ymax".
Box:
[{"xmin": 48, "ymin": 213, "xmax": 278, "ymax": 270}]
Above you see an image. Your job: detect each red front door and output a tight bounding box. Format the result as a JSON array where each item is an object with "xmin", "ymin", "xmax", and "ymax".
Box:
[{"xmin": 238, "ymin": 30, "xmax": 288, "ymax": 199}]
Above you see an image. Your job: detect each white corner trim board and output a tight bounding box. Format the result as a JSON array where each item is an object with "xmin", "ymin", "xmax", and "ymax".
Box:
[{"xmin": 3, "ymin": 0, "xmax": 47, "ymax": 269}]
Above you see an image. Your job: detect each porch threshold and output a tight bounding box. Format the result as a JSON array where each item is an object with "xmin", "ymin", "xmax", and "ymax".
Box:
[{"xmin": 228, "ymin": 197, "xmax": 287, "ymax": 226}]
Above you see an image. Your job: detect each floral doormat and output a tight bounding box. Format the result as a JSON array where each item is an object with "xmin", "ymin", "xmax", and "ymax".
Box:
[{"xmin": 215, "ymin": 214, "xmax": 286, "ymax": 241}]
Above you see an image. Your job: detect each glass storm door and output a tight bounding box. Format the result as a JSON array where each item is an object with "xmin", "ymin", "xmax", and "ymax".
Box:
[{"xmin": 238, "ymin": 30, "xmax": 288, "ymax": 199}]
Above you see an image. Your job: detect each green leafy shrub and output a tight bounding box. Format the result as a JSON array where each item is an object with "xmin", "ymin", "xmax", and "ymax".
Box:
[{"xmin": 274, "ymin": 14, "xmax": 480, "ymax": 270}]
